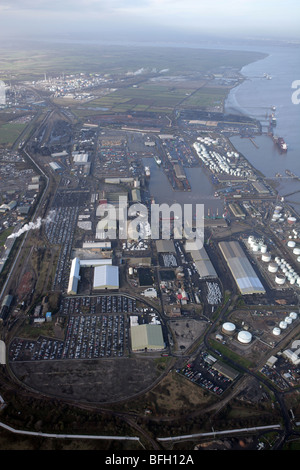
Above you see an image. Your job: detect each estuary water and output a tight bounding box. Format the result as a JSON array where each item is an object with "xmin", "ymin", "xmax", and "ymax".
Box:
[{"xmin": 224, "ymin": 42, "xmax": 300, "ymax": 213}]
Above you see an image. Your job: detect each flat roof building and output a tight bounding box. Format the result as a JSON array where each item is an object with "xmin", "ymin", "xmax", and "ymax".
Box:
[{"xmin": 218, "ymin": 240, "xmax": 265, "ymax": 295}]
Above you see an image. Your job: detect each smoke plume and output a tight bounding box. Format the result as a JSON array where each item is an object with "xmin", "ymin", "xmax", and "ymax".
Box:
[{"xmin": 8, "ymin": 210, "xmax": 56, "ymax": 239}]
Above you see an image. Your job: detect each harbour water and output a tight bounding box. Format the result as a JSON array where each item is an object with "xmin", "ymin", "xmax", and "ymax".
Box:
[{"xmin": 147, "ymin": 40, "xmax": 300, "ymax": 215}]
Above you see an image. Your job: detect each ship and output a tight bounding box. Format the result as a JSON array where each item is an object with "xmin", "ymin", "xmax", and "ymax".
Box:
[
  {"xmin": 144, "ymin": 166, "xmax": 150, "ymax": 177},
  {"xmin": 270, "ymin": 114, "xmax": 277, "ymax": 126},
  {"xmin": 275, "ymin": 137, "xmax": 288, "ymax": 153},
  {"xmin": 154, "ymin": 155, "xmax": 162, "ymax": 166}
]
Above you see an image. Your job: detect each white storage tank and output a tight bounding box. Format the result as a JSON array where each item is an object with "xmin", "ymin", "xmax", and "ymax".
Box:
[
  {"xmin": 268, "ymin": 262, "xmax": 278, "ymax": 273},
  {"xmin": 287, "ymin": 216, "xmax": 297, "ymax": 225},
  {"xmin": 290, "ymin": 312, "xmax": 298, "ymax": 320},
  {"xmin": 293, "ymin": 247, "xmax": 300, "ymax": 255},
  {"xmin": 287, "ymin": 240, "xmax": 296, "ymax": 248},
  {"xmin": 262, "ymin": 253, "xmax": 271, "ymax": 262},
  {"xmin": 279, "ymin": 321, "xmax": 287, "ymax": 329},
  {"xmin": 222, "ymin": 322, "xmax": 236, "ymax": 335},
  {"xmin": 275, "ymin": 274, "xmax": 286, "ymax": 285},
  {"xmin": 260, "ymin": 244, "xmax": 267, "ymax": 253},
  {"xmin": 252, "ymin": 243, "xmax": 259, "ymax": 252},
  {"xmin": 285, "ymin": 316, "xmax": 293, "ymax": 325},
  {"xmin": 272, "ymin": 327, "xmax": 281, "ymax": 336},
  {"xmin": 237, "ymin": 330, "xmax": 252, "ymax": 344}
]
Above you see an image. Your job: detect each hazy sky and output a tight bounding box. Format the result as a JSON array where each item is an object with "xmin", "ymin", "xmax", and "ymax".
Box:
[{"xmin": 1, "ymin": 0, "xmax": 299, "ymax": 43}]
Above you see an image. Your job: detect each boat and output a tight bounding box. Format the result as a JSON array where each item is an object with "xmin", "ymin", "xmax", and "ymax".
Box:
[
  {"xmin": 270, "ymin": 114, "xmax": 277, "ymax": 126},
  {"xmin": 144, "ymin": 166, "xmax": 150, "ymax": 177},
  {"xmin": 273, "ymin": 136, "xmax": 288, "ymax": 153},
  {"xmin": 154, "ymin": 155, "xmax": 162, "ymax": 166}
]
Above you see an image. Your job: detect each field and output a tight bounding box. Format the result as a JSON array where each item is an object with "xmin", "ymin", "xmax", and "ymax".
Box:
[
  {"xmin": 0, "ymin": 122, "xmax": 27, "ymax": 145},
  {"xmin": 0, "ymin": 43, "xmax": 266, "ymax": 80}
]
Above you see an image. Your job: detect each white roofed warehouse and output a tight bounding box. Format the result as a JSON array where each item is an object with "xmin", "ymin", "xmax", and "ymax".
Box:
[
  {"xmin": 67, "ymin": 257, "xmax": 81, "ymax": 295},
  {"xmin": 218, "ymin": 241, "xmax": 265, "ymax": 295},
  {"xmin": 93, "ymin": 265, "xmax": 119, "ymax": 290}
]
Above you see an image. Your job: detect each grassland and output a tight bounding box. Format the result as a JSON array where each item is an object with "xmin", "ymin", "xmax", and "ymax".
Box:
[{"xmin": 0, "ymin": 122, "xmax": 27, "ymax": 146}]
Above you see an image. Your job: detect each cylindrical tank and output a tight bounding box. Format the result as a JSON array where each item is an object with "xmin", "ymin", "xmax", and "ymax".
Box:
[
  {"xmin": 285, "ymin": 316, "xmax": 293, "ymax": 325},
  {"xmin": 128, "ymin": 267, "xmax": 133, "ymax": 276},
  {"xmin": 252, "ymin": 243, "xmax": 259, "ymax": 252},
  {"xmin": 287, "ymin": 216, "xmax": 297, "ymax": 224},
  {"xmin": 290, "ymin": 312, "xmax": 298, "ymax": 320},
  {"xmin": 262, "ymin": 253, "xmax": 271, "ymax": 262},
  {"xmin": 279, "ymin": 321, "xmax": 287, "ymax": 329},
  {"xmin": 260, "ymin": 244, "xmax": 267, "ymax": 253},
  {"xmin": 272, "ymin": 327, "xmax": 281, "ymax": 336},
  {"xmin": 222, "ymin": 322, "xmax": 236, "ymax": 335},
  {"xmin": 293, "ymin": 247, "xmax": 300, "ymax": 255},
  {"xmin": 237, "ymin": 330, "xmax": 252, "ymax": 344},
  {"xmin": 268, "ymin": 262, "xmax": 278, "ymax": 273},
  {"xmin": 297, "ymin": 256, "xmax": 300, "ymax": 263},
  {"xmin": 287, "ymin": 240, "xmax": 296, "ymax": 248},
  {"xmin": 275, "ymin": 274, "xmax": 286, "ymax": 285}
]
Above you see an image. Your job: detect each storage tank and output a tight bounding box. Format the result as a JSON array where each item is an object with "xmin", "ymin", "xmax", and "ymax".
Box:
[
  {"xmin": 237, "ymin": 330, "xmax": 252, "ymax": 344},
  {"xmin": 268, "ymin": 262, "xmax": 278, "ymax": 273},
  {"xmin": 279, "ymin": 321, "xmax": 287, "ymax": 329},
  {"xmin": 128, "ymin": 267, "xmax": 134, "ymax": 276},
  {"xmin": 272, "ymin": 327, "xmax": 281, "ymax": 336},
  {"xmin": 252, "ymin": 243, "xmax": 259, "ymax": 252},
  {"xmin": 222, "ymin": 322, "xmax": 236, "ymax": 335},
  {"xmin": 285, "ymin": 316, "xmax": 293, "ymax": 325},
  {"xmin": 275, "ymin": 274, "xmax": 286, "ymax": 285},
  {"xmin": 290, "ymin": 312, "xmax": 298, "ymax": 320},
  {"xmin": 260, "ymin": 244, "xmax": 267, "ymax": 254},
  {"xmin": 262, "ymin": 253, "xmax": 271, "ymax": 262},
  {"xmin": 287, "ymin": 216, "xmax": 297, "ymax": 225},
  {"xmin": 287, "ymin": 240, "xmax": 296, "ymax": 248},
  {"xmin": 293, "ymin": 247, "xmax": 300, "ymax": 255},
  {"xmin": 297, "ymin": 256, "xmax": 300, "ymax": 263}
]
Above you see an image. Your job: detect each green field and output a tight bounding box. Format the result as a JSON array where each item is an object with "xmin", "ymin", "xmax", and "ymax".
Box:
[{"xmin": 0, "ymin": 122, "xmax": 27, "ymax": 145}]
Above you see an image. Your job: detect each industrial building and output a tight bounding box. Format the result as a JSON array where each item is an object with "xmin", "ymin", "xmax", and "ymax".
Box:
[
  {"xmin": 185, "ymin": 241, "xmax": 217, "ymax": 279},
  {"xmin": 156, "ymin": 239, "xmax": 176, "ymax": 253},
  {"xmin": 218, "ymin": 241, "xmax": 266, "ymax": 295},
  {"xmin": 67, "ymin": 257, "xmax": 81, "ymax": 295},
  {"xmin": 130, "ymin": 322, "xmax": 165, "ymax": 352},
  {"xmin": 93, "ymin": 265, "xmax": 119, "ymax": 290}
]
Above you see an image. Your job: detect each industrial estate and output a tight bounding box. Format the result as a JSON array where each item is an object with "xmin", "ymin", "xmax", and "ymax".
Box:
[{"xmin": 0, "ymin": 43, "xmax": 300, "ymax": 451}]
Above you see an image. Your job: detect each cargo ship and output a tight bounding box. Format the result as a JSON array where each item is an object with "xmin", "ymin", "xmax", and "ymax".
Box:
[
  {"xmin": 154, "ymin": 155, "xmax": 162, "ymax": 166},
  {"xmin": 273, "ymin": 136, "xmax": 288, "ymax": 153},
  {"xmin": 144, "ymin": 166, "xmax": 150, "ymax": 178}
]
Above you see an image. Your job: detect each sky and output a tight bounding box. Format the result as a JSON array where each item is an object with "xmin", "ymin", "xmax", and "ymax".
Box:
[{"xmin": 0, "ymin": 0, "xmax": 300, "ymax": 44}]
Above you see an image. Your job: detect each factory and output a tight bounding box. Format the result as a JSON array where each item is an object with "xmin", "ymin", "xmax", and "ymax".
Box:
[{"xmin": 218, "ymin": 240, "xmax": 266, "ymax": 295}]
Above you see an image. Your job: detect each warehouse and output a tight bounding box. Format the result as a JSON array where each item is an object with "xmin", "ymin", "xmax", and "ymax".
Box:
[
  {"xmin": 218, "ymin": 241, "xmax": 265, "ymax": 295},
  {"xmin": 185, "ymin": 242, "xmax": 217, "ymax": 279},
  {"xmin": 93, "ymin": 265, "xmax": 119, "ymax": 290},
  {"xmin": 67, "ymin": 257, "xmax": 81, "ymax": 295},
  {"xmin": 156, "ymin": 239, "xmax": 176, "ymax": 253},
  {"xmin": 130, "ymin": 323, "xmax": 165, "ymax": 352}
]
